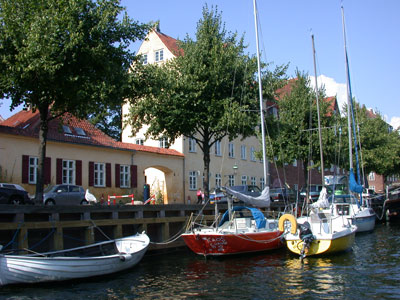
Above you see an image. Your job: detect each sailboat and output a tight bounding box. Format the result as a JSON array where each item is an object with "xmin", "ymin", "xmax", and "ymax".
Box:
[
  {"xmin": 328, "ymin": 6, "xmax": 375, "ymax": 233},
  {"xmin": 181, "ymin": 0, "xmax": 283, "ymax": 257},
  {"xmin": 279, "ymin": 34, "xmax": 357, "ymax": 260}
]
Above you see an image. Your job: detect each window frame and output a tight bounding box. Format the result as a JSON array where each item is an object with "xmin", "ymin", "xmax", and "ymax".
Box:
[
  {"xmin": 63, "ymin": 159, "xmax": 75, "ymax": 185},
  {"xmin": 94, "ymin": 162, "xmax": 105, "ymax": 187}
]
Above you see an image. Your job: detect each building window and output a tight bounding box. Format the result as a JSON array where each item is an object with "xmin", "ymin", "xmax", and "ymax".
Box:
[
  {"xmin": 135, "ymin": 139, "xmax": 144, "ymax": 145},
  {"xmin": 94, "ymin": 162, "xmax": 105, "ymax": 187},
  {"xmin": 142, "ymin": 53, "xmax": 148, "ymax": 65},
  {"xmin": 215, "ymin": 140, "xmax": 221, "ymax": 156},
  {"xmin": 241, "ymin": 175, "xmax": 247, "ymax": 185},
  {"xmin": 228, "ymin": 143, "xmax": 235, "ymax": 158},
  {"xmin": 251, "ymin": 176, "xmax": 256, "ymax": 186},
  {"xmin": 368, "ymin": 172, "xmax": 375, "ymax": 181},
  {"xmin": 63, "ymin": 160, "xmax": 75, "ymax": 184},
  {"xmin": 215, "ymin": 173, "xmax": 222, "ymax": 187},
  {"xmin": 241, "ymin": 145, "xmax": 246, "ymax": 160},
  {"xmin": 29, "ymin": 156, "xmax": 38, "ymax": 184},
  {"xmin": 260, "ymin": 177, "xmax": 265, "ymax": 190},
  {"xmin": 370, "ymin": 185, "xmax": 375, "ymax": 192},
  {"xmin": 189, "ymin": 171, "xmax": 197, "ymax": 190},
  {"xmin": 189, "ymin": 138, "xmax": 196, "ymax": 152},
  {"xmin": 159, "ymin": 136, "xmax": 169, "ymax": 148},
  {"xmin": 155, "ymin": 49, "xmax": 164, "ymax": 62},
  {"xmin": 228, "ymin": 175, "xmax": 235, "ymax": 186},
  {"xmin": 62, "ymin": 125, "xmax": 72, "ymax": 134},
  {"xmin": 74, "ymin": 127, "xmax": 86, "ymax": 136},
  {"xmin": 120, "ymin": 165, "xmax": 130, "ymax": 188},
  {"xmin": 250, "ymin": 147, "xmax": 256, "ymax": 161}
]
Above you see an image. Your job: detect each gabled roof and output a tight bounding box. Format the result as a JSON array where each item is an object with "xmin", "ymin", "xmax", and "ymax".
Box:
[
  {"xmin": 154, "ymin": 30, "xmax": 183, "ymax": 57},
  {"xmin": 0, "ymin": 109, "xmax": 183, "ymax": 157},
  {"xmin": 274, "ymin": 78, "xmax": 339, "ymax": 116}
]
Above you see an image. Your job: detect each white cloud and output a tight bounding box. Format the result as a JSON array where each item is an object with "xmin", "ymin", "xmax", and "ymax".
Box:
[
  {"xmin": 309, "ymin": 74, "xmax": 347, "ymax": 112},
  {"xmin": 390, "ymin": 117, "xmax": 400, "ymax": 131}
]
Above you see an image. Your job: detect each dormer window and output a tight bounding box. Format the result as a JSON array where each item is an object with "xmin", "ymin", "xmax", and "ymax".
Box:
[
  {"xmin": 62, "ymin": 125, "xmax": 72, "ymax": 134},
  {"xmin": 155, "ymin": 49, "xmax": 164, "ymax": 62},
  {"xmin": 74, "ymin": 127, "xmax": 86, "ymax": 136}
]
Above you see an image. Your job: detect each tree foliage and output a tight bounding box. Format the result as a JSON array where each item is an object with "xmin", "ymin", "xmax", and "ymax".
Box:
[
  {"xmin": 127, "ymin": 5, "xmax": 260, "ymax": 198},
  {"xmin": 340, "ymin": 104, "xmax": 400, "ymax": 180},
  {"xmin": 265, "ymin": 70, "xmax": 337, "ymax": 186},
  {"xmin": 0, "ymin": 0, "xmax": 149, "ymax": 199}
]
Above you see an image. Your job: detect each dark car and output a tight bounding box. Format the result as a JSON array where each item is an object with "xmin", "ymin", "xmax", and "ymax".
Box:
[
  {"xmin": 0, "ymin": 185, "xmax": 31, "ymax": 204},
  {"xmin": 269, "ymin": 187, "xmax": 295, "ymax": 203},
  {"xmin": 228, "ymin": 185, "xmax": 262, "ymax": 197},
  {"xmin": 43, "ymin": 184, "xmax": 87, "ymax": 205},
  {"xmin": 300, "ymin": 184, "xmax": 323, "ymax": 202}
]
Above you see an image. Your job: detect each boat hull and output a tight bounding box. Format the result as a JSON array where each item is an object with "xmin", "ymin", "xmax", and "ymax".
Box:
[
  {"xmin": 351, "ymin": 212, "xmax": 376, "ymax": 233},
  {"xmin": 285, "ymin": 229, "xmax": 356, "ymax": 256},
  {"xmin": 0, "ymin": 233, "xmax": 149, "ymax": 286},
  {"xmin": 181, "ymin": 231, "xmax": 283, "ymax": 256}
]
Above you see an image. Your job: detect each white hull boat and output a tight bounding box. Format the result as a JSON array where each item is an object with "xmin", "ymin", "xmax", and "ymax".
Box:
[{"xmin": 0, "ymin": 232, "xmax": 149, "ymax": 286}]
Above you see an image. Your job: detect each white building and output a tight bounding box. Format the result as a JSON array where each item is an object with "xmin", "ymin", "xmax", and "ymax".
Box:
[{"xmin": 122, "ymin": 28, "xmax": 266, "ymax": 203}]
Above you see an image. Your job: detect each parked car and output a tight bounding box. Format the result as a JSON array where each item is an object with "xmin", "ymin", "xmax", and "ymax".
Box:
[
  {"xmin": 0, "ymin": 185, "xmax": 31, "ymax": 204},
  {"xmin": 300, "ymin": 184, "xmax": 323, "ymax": 202},
  {"xmin": 209, "ymin": 187, "xmax": 228, "ymax": 204},
  {"xmin": 228, "ymin": 185, "xmax": 262, "ymax": 197},
  {"xmin": 269, "ymin": 187, "xmax": 296, "ymax": 203},
  {"xmin": 43, "ymin": 184, "xmax": 87, "ymax": 205}
]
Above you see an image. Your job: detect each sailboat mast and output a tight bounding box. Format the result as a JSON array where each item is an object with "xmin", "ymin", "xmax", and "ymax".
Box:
[
  {"xmin": 311, "ymin": 34, "xmax": 325, "ymax": 186},
  {"xmin": 341, "ymin": 6, "xmax": 353, "ymax": 171},
  {"xmin": 253, "ymin": 0, "xmax": 268, "ymax": 186}
]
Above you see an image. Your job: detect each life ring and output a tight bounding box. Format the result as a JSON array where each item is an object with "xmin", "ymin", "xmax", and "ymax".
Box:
[{"xmin": 278, "ymin": 214, "xmax": 298, "ymax": 234}]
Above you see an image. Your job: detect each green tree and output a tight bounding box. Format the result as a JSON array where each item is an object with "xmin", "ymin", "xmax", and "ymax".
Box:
[
  {"xmin": 0, "ymin": 0, "xmax": 149, "ymax": 200},
  {"xmin": 126, "ymin": 6, "xmax": 259, "ymax": 199},
  {"xmin": 265, "ymin": 70, "xmax": 337, "ymax": 188},
  {"xmin": 340, "ymin": 104, "xmax": 400, "ymax": 183}
]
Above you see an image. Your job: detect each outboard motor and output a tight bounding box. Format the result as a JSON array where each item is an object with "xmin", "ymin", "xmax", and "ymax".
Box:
[{"xmin": 298, "ymin": 222, "xmax": 314, "ymax": 261}]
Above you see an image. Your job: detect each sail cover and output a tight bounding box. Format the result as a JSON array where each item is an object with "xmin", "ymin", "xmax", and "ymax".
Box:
[
  {"xmin": 311, "ymin": 187, "xmax": 330, "ymax": 209},
  {"xmin": 224, "ymin": 186, "xmax": 271, "ymax": 208},
  {"xmin": 218, "ymin": 206, "xmax": 266, "ymax": 229},
  {"xmin": 349, "ymin": 169, "xmax": 363, "ymax": 194}
]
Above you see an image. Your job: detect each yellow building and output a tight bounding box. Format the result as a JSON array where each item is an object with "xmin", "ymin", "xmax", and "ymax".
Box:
[{"xmin": 0, "ymin": 110, "xmax": 184, "ymax": 203}]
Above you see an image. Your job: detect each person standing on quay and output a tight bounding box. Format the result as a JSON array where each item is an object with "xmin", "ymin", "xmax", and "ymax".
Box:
[{"xmin": 197, "ymin": 188, "xmax": 203, "ymax": 204}]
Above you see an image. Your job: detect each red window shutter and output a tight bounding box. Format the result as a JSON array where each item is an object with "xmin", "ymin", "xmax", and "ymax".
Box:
[
  {"xmin": 88, "ymin": 161, "xmax": 94, "ymax": 187},
  {"xmin": 115, "ymin": 164, "xmax": 120, "ymax": 188},
  {"xmin": 44, "ymin": 157, "xmax": 51, "ymax": 185},
  {"xmin": 56, "ymin": 158, "xmax": 62, "ymax": 184},
  {"xmin": 131, "ymin": 165, "xmax": 137, "ymax": 188},
  {"xmin": 76, "ymin": 160, "xmax": 82, "ymax": 186},
  {"xmin": 22, "ymin": 155, "xmax": 29, "ymax": 184},
  {"xmin": 106, "ymin": 163, "xmax": 111, "ymax": 187}
]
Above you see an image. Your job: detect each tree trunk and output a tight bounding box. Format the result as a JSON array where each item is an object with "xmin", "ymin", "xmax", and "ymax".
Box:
[
  {"xmin": 35, "ymin": 104, "xmax": 49, "ymax": 203},
  {"xmin": 203, "ymin": 142, "xmax": 210, "ymax": 201}
]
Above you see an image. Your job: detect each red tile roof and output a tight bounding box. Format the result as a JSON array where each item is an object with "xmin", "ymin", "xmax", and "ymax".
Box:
[
  {"xmin": 274, "ymin": 78, "xmax": 339, "ymax": 116},
  {"xmin": 155, "ymin": 30, "xmax": 183, "ymax": 57},
  {"xmin": 0, "ymin": 110, "xmax": 184, "ymax": 157}
]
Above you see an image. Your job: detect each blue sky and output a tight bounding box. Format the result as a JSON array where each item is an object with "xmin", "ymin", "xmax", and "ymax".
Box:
[{"xmin": 1, "ymin": 0, "xmax": 399, "ymax": 129}]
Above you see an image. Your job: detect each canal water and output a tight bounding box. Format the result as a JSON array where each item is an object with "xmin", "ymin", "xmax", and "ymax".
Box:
[{"xmin": 1, "ymin": 222, "xmax": 400, "ymax": 300}]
